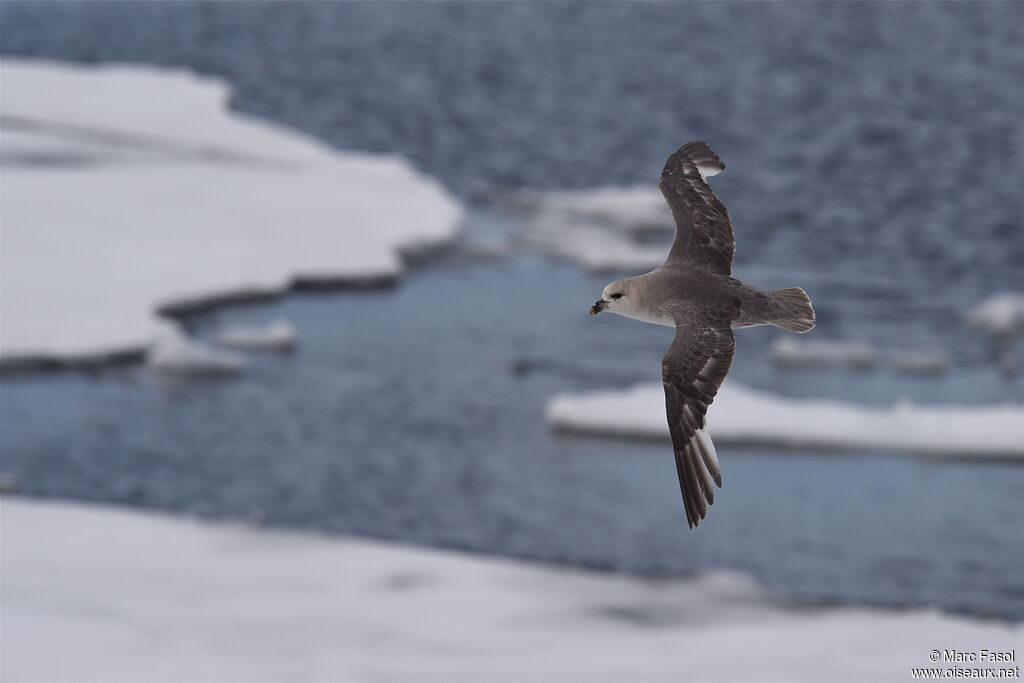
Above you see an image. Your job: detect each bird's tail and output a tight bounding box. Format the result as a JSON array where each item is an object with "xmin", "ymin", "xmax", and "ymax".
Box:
[{"xmin": 768, "ymin": 287, "xmax": 816, "ymax": 333}]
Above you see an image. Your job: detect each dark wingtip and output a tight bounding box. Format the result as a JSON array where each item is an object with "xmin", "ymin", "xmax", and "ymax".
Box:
[{"xmin": 663, "ymin": 141, "xmax": 725, "ymax": 176}]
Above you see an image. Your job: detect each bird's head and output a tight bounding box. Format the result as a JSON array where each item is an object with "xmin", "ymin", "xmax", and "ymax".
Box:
[{"xmin": 589, "ymin": 279, "xmax": 631, "ymax": 315}]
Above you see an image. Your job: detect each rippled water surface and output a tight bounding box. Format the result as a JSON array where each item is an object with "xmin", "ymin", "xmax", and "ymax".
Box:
[{"xmin": 2, "ymin": 3, "xmax": 1023, "ymax": 618}]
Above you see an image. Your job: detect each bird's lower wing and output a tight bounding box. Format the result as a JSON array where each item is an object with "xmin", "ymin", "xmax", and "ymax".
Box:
[{"xmin": 660, "ymin": 301, "xmax": 736, "ymax": 528}]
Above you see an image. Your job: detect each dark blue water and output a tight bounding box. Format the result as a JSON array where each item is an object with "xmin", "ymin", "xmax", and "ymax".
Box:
[
  {"xmin": 2, "ymin": 3, "xmax": 1023, "ymax": 619},
  {"xmin": 2, "ymin": 214, "xmax": 1022, "ymax": 618}
]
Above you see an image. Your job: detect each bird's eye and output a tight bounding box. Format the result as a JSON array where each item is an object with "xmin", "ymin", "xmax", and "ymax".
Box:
[{"xmin": 610, "ymin": 293, "xmax": 623, "ymax": 300}]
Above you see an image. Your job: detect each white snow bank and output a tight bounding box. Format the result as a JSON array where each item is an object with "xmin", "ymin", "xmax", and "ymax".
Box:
[
  {"xmin": 214, "ymin": 318, "xmax": 297, "ymax": 350},
  {"xmin": 771, "ymin": 337, "xmax": 879, "ymax": 369},
  {"xmin": 524, "ymin": 186, "xmax": 672, "ymax": 271},
  {"xmin": 4, "ymin": 498, "xmax": 1020, "ymax": 682},
  {"xmin": 547, "ymin": 383, "xmax": 1024, "ymax": 458},
  {"xmin": 0, "ymin": 60, "xmax": 463, "ymax": 362},
  {"xmin": 146, "ymin": 328, "xmax": 245, "ymax": 375},
  {"xmin": 966, "ymin": 293, "xmax": 1024, "ymax": 336}
]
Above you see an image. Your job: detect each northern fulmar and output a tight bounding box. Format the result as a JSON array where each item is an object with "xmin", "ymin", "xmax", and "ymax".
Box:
[{"xmin": 589, "ymin": 141, "xmax": 816, "ymax": 529}]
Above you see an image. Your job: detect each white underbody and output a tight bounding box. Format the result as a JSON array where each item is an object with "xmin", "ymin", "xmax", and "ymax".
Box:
[
  {"xmin": 609, "ymin": 302, "xmax": 674, "ymax": 327},
  {"xmin": 609, "ymin": 304, "xmax": 767, "ymax": 330}
]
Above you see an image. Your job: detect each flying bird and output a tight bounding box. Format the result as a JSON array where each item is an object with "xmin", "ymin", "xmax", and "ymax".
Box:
[{"xmin": 589, "ymin": 142, "xmax": 815, "ymax": 528}]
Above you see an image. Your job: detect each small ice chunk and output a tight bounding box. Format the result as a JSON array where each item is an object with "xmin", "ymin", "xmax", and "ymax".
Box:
[
  {"xmin": 215, "ymin": 319, "xmax": 297, "ymax": 350},
  {"xmin": 147, "ymin": 329, "xmax": 245, "ymax": 375},
  {"xmin": 523, "ymin": 186, "xmax": 673, "ymax": 271},
  {"xmin": 0, "ymin": 473, "xmax": 18, "ymax": 494},
  {"xmin": 888, "ymin": 350, "xmax": 950, "ymax": 376},
  {"xmin": 966, "ymin": 293, "xmax": 1024, "ymax": 337},
  {"xmin": 771, "ymin": 337, "xmax": 878, "ymax": 369}
]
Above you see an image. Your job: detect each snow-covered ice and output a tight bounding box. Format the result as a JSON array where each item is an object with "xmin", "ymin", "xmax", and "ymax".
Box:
[
  {"xmin": 771, "ymin": 337, "xmax": 879, "ymax": 369},
  {"xmin": 547, "ymin": 383, "xmax": 1024, "ymax": 459},
  {"xmin": 3, "ymin": 498, "xmax": 1020, "ymax": 682},
  {"xmin": 966, "ymin": 293, "xmax": 1024, "ymax": 337},
  {"xmin": 536, "ymin": 186, "xmax": 670, "ymax": 232},
  {"xmin": 0, "ymin": 60, "xmax": 463, "ymax": 363},
  {"xmin": 146, "ymin": 328, "xmax": 246, "ymax": 375},
  {"xmin": 524, "ymin": 186, "xmax": 672, "ymax": 271},
  {"xmin": 214, "ymin": 318, "xmax": 297, "ymax": 350},
  {"xmin": 771, "ymin": 338, "xmax": 950, "ymax": 376},
  {"xmin": 888, "ymin": 349, "xmax": 951, "ymax": 376}
]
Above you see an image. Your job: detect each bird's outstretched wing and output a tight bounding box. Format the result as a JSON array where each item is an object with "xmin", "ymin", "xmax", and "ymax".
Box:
[
  {"xmin": 659, "ymin": 141, "xmax": 735, "ymax": 275},
  {"xmin": 660, "ymin": 299, "xmax": 736, "ymax": 528}
]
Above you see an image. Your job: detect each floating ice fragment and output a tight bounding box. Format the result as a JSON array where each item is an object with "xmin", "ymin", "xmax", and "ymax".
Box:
[
  {"xmin": 214, "ymin": 319, "xmax": 297, "ymax": 350},
  {"xmin": 771, "ymin": 337, "xmax": 879, "ymax": 369},
  {"xmin": 966, "ymin": 293, "xmax": 1024, "ymax": 336},
  {"xmin": 147, "ymin": 329, "xmax": 245, "ymax": 375}
]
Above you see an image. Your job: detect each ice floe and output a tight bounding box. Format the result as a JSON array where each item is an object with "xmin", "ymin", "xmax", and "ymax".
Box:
[
  {"xmin": 0, "ymin": 60, "xmax": 463, "ymax": 364},
  {"xmin": 214, "ymin": 318, "xmax": 297, "ymax": 351},
  {"xmin": 888, "ymin": 349, "xmax": 951, "ymax": 377},
  {"xmin": 771, "ymin": 337, "xmax": 879, "ymax": 369},
  {"xmin": 771, "ymin": 338, "xmax": 951, "ymax": 376},
  {"xmin": 4, "ymin": 498, "xmax": 1020, "ymax": 682},
  {"xmin": 547, "ymin": 383, "xmax": 1024, "ymax": 458},
  {"xmin": 523, "ymin": 186, "xmax": 672, "ymax": 271}
]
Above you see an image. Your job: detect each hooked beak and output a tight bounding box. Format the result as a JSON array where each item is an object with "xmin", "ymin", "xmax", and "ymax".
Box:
[{"xmin": 589, "ymin": 299, "xmax": 609, "ymax": 315}]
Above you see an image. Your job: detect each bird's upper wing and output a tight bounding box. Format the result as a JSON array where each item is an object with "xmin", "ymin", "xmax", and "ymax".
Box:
[
  {"xmin": 660, "ymin": 299, "xmax": 736, "ymax": 528},
  {"xmin": 658, "ymin": 141, "xmax": 735, "ymax": 275}
]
